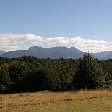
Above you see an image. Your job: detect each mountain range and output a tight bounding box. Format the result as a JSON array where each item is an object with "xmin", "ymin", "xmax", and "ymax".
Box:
[
  {"xmin": 0, "ymin": 46, "xmax": 112, "ymax": 60},
  {"xmin": 0, "ymin": 51, "xmax": 5, "ymax": 55},
  {"xmin": 92, "ymin": 51, "xmax": 112, "ymax": 60}
]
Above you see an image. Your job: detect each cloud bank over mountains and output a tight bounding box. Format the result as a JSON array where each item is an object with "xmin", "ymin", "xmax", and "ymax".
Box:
[{"xmin": 0, "ymin": 34, "xmax": 112, "ymax": 53}]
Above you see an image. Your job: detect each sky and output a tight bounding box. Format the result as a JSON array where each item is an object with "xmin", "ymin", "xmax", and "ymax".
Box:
[{"xmin": 0, "ymin": 0, "xmax": 112, "ymax": 52}]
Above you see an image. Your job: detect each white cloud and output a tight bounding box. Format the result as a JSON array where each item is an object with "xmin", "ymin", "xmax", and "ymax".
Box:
[
  {"xmin": 0, "ymin": 33, "xmax": 112, "ymax": 53},
  {"xmin": 0, "ymin": 33, "xmax": 43, "ymax": 51}
]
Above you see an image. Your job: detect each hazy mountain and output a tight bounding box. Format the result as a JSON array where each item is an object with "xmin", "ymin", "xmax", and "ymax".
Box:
[
  {"xmin": 0, "ymin": 46, "xmax": 84, "ymax": 59},
  {"xmin": 0, "ymin": 51, "xmax": 5, "ymax": 55},
  {"xmin": 0, "ymin": 46, "xmax": 112, "ymax": 60},
  {"xmin": 92, "ymin": 51, "xmax": 112, "ymax": 60},
  {"xmin": 0, "ymin": 50, "xmax": 30, "ymax": 58}
]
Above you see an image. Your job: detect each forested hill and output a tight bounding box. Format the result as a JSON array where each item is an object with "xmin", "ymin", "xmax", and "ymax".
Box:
[{"xmin": 0, "ymin": 55, "xmax": 112, "ymax": 93}]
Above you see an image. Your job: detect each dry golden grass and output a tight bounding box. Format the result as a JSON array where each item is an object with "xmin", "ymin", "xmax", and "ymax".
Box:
[{"xmin": 0, "ymin": 90, "xmax": 112, "ymax": 112}]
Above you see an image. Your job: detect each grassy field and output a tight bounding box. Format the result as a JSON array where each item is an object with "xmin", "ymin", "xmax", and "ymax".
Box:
[{"xmin": 0, "ymin": 90, "xmax": 112, "ymax": 112}]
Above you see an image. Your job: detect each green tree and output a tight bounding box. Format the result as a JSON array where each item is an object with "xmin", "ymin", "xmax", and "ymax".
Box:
[
  {"xmin": 0, "ymin": 67, "xmax": 10, "ymax": 92},
  {"xmin": 74, "ymin": 54, "xmax": 106, "ymax": 89}
]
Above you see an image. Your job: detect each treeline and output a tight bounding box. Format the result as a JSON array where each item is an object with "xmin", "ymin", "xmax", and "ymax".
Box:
[{"xmin": 0, "ymin": 54, "xmax": 112, "ymax": 93}]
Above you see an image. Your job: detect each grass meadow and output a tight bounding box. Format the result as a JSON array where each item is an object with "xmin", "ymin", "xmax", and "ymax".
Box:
[{"xmin": 0, "ymin": 90, "xmax": 112, "ymax": 112}]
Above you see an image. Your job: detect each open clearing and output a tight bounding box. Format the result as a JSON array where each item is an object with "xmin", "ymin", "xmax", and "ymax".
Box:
[{"xmin": 0, "ymin": 90, "xmax": 112, "ymax": 112}]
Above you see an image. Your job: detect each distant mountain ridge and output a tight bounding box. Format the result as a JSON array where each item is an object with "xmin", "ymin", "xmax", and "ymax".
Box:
[
  {"xmin": 91, "ymin": 51, "xmax": 112, "ymax": 60},
  {"xmin": 0, "ymin": 51, "xmax": 5, "ymax": 55},
  {"xmin": 0, "ymin": 46, "xmax": 84, "ymax": 59},
  {"xmin": 0, "ymin": 46, "xmax": 112, "ymax": 60}
]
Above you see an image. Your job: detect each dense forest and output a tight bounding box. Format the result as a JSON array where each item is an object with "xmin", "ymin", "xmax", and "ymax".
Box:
[{"xmin": 0, "ymin": 54, "xmax": 112, "ymax": 93}]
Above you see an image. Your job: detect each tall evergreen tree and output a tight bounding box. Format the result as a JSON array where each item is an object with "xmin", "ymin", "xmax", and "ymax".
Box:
[
  {"xmin": 0, "ymin": 67, "xmax": 10, "ymax": 92},
  {"xmin": 74, "ymin": 54, "xmax": 106, "ymax": 89}
]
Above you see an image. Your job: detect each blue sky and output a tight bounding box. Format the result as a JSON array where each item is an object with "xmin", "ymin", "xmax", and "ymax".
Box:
[{"xmin": 0, "ymin": 0, "xmax": 112, "ymax": 52}]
